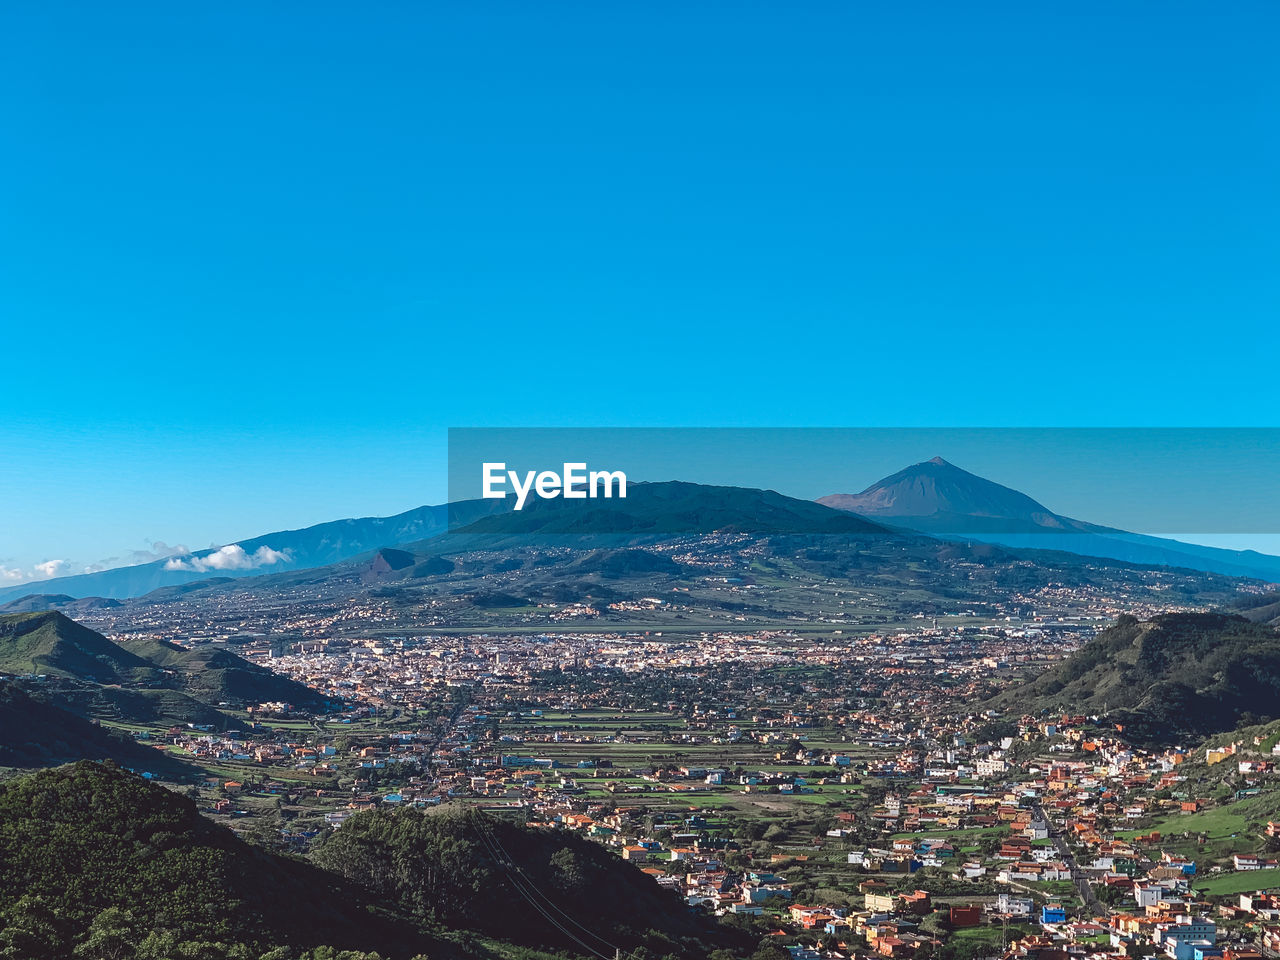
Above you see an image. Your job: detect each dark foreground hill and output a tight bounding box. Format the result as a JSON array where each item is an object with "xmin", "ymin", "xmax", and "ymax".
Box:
[
  {"xmin": 0, "ymin": 762, "xmax": 747, "ymax": 960},
  {"xmin": 986, "ymin": 612, "xmax": 1280, "ymax": 744},
  {"xmin": 313, "ymin": 804, "xmax": 749, "ymax": 960},
  {"xmin": 0, "ymin": 685, "xmax": 186, "ymax": 776},
  {"xmin": 0, "ymin": 762, "xmax": 435, "ymax": 959}
]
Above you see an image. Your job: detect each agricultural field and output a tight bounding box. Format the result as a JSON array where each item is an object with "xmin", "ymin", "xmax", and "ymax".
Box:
[{"xmin": 1193, "ymin": 868, "xmax": 1280, "ymax": 896}]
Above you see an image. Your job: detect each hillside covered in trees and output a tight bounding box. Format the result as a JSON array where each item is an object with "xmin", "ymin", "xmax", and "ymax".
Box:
[
  {"xmin": 0, "ymin": 762, "xmax": 752, "ymax": 960},
  {"xmin": 313, "ymin": 805, "xmax": 747, "ymax": 960},
  {"xmin": 0, "ymin": 685, "xmax": 185, "ymax": 775},
  {"xmin": 986, "ymin": 612, "xmax": 1280, "ymax": 744}
]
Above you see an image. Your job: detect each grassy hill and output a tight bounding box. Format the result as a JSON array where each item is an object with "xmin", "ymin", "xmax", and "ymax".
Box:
[
  {"xmin": 0, "ymin": 611, "xmax": 156, "ymax": 683},
  {"xmin": 0, "ymin": 611, "xmax": 328, "ymax": 714},
  {"xmin": 987, "ymin": 612, "xmax": 1280, "ymax": 744},
  {"xmin": 122, "ymin": 638, "xmax": 331, "ymax": 711},
  {"xmin": 1194, "ymin": 868, "xmax": 1280, "ymax": 896},
  {"xmin": 0, "ymin": 612, "xmax": 331, "ymax": 760}
]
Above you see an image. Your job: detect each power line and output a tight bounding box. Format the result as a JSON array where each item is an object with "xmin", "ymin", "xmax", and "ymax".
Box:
[
  {"xmin": 483, "ymin": 843, "xmax": 610, "ymax": 956},
  {"xmin": 478, "ymin": 817, "xmax": 629, "ymax": 958},
  {"xmin": 471, "ymin": 817, "xmax": 618, "ymax": 960}
]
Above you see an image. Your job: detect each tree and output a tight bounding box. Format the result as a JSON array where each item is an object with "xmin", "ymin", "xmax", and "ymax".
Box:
[
  {"xmin": 750, "ymin": 941, "xmax": 791, "ymax": 960},
  {"xmin": 549, "ymin": 847, "xmax": 587, "ymax": 894},
  {"xmin": 73, "ymin": 908, "xmax": 138, "ymax": 960},
  {"xmin": 0, "ymin": 895, "xmax": 70, "ymax": 960},
  {"xmin": 920, "ymin": 913, "xmax": 951, "ymax": 938}
]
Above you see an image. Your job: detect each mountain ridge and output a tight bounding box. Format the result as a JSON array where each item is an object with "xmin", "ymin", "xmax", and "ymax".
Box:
[
  {"xmin": 0, "ymin": 499, "xmax": 508, "ymax": 604},
  {"xmin": 9, "ymin": 467, "xmax": 1280, "ymax": 610},
  {"xmin": 455, "ymin": 479, "xmax": 893, "ymax": 537},
  {"xmin": 820, "ymin": 457, "xmax": 1280, "ymax": 582}
]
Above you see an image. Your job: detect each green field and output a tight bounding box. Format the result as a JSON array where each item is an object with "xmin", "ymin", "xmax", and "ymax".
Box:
[
  {"xmin": 1193, "ymin": 868, "xmax": 1280, "ymax": 896},
  {"xmin": 1115, "ymin": 789, "xmax": 1280, "ymax": 866}
]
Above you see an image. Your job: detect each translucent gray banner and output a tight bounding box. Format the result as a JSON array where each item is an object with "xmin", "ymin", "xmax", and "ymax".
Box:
[{"xmin": 447, "ymin": 428, "xmax": 1280, "ymax": 542}]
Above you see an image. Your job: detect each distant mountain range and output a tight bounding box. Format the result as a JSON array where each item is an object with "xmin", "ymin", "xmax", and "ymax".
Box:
[
  {"xmin": 0, "ymin": 499, "xmax": 506, "ymax": 604},
  {"xmin": 134, "ymin": 481, "xmax": 1252, "ymax": 637},
  {"xmin": 820, "ymin": 457, "xmax": 1280, "ymax": 583},
  {"xmin": 6, "ymin": 459, "xmax": 1278, "ymax": 608}
]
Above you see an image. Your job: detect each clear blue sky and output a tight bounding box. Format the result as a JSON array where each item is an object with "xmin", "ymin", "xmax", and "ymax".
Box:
[{"xmin": 2, "ymin": 2, "xmax": 1277, "ymax": 581}]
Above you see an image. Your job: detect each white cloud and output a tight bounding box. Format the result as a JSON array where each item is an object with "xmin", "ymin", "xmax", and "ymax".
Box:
[
  {"xmin": 0, "ymin": 559, "xmax": 73, "ymax": 585},
  {"xmin": 34, "ymin": 559, "xmax": 70, "ymax": 578},
  {"xmin": 164, "ymin": 544, "xmax": 291, "ymax": 573}
]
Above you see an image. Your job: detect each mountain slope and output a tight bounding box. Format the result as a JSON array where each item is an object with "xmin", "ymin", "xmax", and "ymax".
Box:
[
  {"xmin": 121, "ymin": 637, "xmax": 331, "ymax": 710},
  {"xmin": 0, "ymin": 685, "xmax": 186, "ymax": 774},
  {"xmin": 1233, "ymin": 593, "xmax": 1280, "ymax": 626},
  {"xmin": 0, "ymin": 612, "xmax": 329, "ymax": 737},
  {"xmin": 987, "ymin": 612, "xmax": 1280, "ymax": 744},
  {"xmin": 0, "ymin": 611, "xmax": 156, "ymax": 682},
  {"xmin": 821, "ymin": 458, "xmax": 1280, "ymax": 582},
  {"xmin": 0, "ymin": 498, "xmax": 508, "ymax": 603}
]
